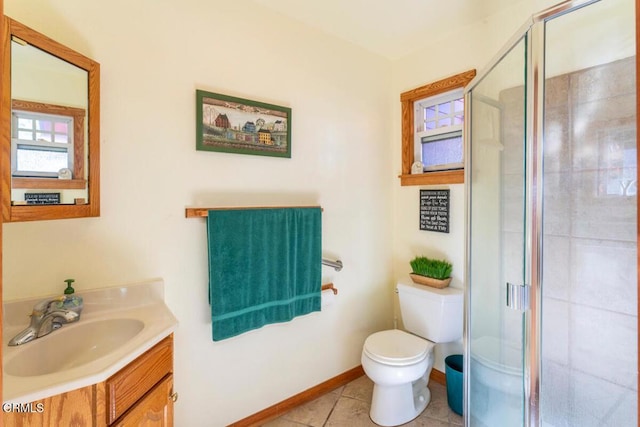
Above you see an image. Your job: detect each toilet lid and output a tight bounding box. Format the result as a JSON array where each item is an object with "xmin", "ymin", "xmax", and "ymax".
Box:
[{"xmin": 363, "ymin": 330, "xmax": 432, "ymax": 366}]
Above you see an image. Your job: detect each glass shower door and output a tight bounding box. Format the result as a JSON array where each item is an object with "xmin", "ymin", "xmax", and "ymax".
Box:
[
  {"xmin": 466, "ymin": 35, "xmax": 528, "ymax": 427},
  {"xmin": 541, "ymin": 0, "xmax": 637, "ymax": 425},
  {"xmin": 467, "ymin": 1, "xmax": 637, "ymax": 425}
]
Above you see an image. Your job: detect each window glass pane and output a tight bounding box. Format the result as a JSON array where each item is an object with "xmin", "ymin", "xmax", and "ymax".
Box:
[
  {"xmin": 421, "ymin": 134, "xmax": 463, "ymax": 168},
  {"xmin": 17, "ymin": 118, "xmax": 33, "ymax": 129},
  {"xmin": 35, "ymin": 132, "xmax": 52, "ymax": 142},
  {"xmin": 426, "ymin": 106, "xmax": 436, "ymax": 119},
  {"xmin": 54, "ymin": 122, "xmax": 68, "ymax": 133},
  {"xmin": 18, "ymin": 131, "xmax": 33, "ymax": 140},
  {"xmin": 454, "ymin": 99, "xmax": 464, "ymax": 113},
  {"xmin": 36, "ymin": 120, "xmax": 52, "ymax": 131},
  {"xmin": 54, "ymin": 133, "xmax": 69, "ymax": 143},
  {"xmin": 438, "ymin": 118, "xmax": 452, "ymax": 127},
  {"xmin": 16, "ymin": 148, "xmax": 68, "ymax": 174},
  {"xmin": 453, "ymin": 115, "xmax": 464, "ymax": 125},
  {"xmin": 426, "ymin": 121, "xmax": 436, "ymax": 130},
  {"xmin": 438, "ymin": 102, "xmax": 451, "ymax": 115}
]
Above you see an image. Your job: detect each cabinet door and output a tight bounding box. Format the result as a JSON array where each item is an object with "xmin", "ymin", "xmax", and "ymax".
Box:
[
  {"xmin": 3, "ymin": 384, "xmax": 103, "ymax": 427},
  {"xmin": 107, "ymin": 336, "xmax": 173, "ymax": 424},
  {"xmin": 112, "ymin": 375, "xmax": 173, "ymax": 427}
]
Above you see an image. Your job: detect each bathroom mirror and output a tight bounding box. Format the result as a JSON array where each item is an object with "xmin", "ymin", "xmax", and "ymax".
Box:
[{"xmin": 0, "ymin": 17, "xmax": 100, "ymax": 222}]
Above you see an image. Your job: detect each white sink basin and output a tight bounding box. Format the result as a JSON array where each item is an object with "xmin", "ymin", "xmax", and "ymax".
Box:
[
  {"xmin": 4, "ymin": 279, "xmax": 178, "ymax": 404},
  {"xmin": 5, "ymin": 318, "xmax": 144, "ymax": 377}
]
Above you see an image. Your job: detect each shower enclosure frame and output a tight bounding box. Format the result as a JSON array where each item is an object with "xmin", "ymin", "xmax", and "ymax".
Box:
[{"xmin": 463, "ymin": 0, "xmax": 639, "ymax": 425}]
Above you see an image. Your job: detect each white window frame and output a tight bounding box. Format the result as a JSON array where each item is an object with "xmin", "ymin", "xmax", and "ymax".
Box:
[
  {"xmin": 414, "ymin": 88, "xmax": 464, "ymax": 172},
  {"xmin": 11, "ymin": 109, "xmax": 75, "ymax": 178}
]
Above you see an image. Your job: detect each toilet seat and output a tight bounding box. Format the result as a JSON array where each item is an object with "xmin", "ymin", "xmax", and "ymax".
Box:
[{"xmin": 363, "ymin": 329, "xmax": 433, "ymax": 366}]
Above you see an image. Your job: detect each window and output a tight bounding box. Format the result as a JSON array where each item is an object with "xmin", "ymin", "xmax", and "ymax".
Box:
[
  {"xmin": 399, "ymin": 69, "xmax": 475, "ymax": 186},
  {"xmin": 12, "ymin": 111, "xmax": 74, "ymax": 177},
  {"xmin": 415, "ymin": 90, "xmax": 464, "ymax": 172},
  {"xmin": 10, "ymin": 99, "xmax": 86, "ymax": 189}
]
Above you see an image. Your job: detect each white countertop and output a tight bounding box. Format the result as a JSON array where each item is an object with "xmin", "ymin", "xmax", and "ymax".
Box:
[{"xmin": 3, "ymin": 279, "xmax": 178, "ymax": 403}]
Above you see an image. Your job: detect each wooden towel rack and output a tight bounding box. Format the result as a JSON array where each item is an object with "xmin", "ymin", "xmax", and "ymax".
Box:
[{"xmin": 185, "ymin": 205, "xmax": 322, "ymax": 218}]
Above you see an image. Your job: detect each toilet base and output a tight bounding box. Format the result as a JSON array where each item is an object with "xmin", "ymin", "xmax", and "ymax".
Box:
[{"xmin": 369, "ymin": 373, "xmax": 431, "ymax": 426}]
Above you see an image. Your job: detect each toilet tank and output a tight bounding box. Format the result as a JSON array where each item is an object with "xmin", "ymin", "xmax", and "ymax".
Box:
[{"xmin": 397, "ymin": 280, "xmax": 463, "ymax": 343}]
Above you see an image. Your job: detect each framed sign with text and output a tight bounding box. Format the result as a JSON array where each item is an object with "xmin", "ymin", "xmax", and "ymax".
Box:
[{"xmin": 419, "ymin": 189, "xmax": 449, "ymax": 233}]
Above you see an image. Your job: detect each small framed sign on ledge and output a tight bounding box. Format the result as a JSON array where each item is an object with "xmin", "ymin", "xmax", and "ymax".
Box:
[{"xmin": 24, "ymin": 192, "xmax": 61, "ymax": 205}]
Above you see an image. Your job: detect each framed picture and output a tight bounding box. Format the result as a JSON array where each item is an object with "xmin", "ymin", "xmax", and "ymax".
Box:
[
  {"xmin": 196, "ymin": 90, "xmax": 291, "ymax": 158},
  {"xmin": 419, "ymin": 189, "xmax": 450, "ymax": 233}
]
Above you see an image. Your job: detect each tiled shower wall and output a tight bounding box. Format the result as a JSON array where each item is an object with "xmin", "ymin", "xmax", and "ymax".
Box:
[{"xmin": 500, "ymin": 56, "xmax": 637, "ymax": 426}]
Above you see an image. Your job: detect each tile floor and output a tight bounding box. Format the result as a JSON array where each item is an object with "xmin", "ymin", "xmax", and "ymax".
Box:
[{"xmin": 263, "ymin": 375, "xmax": 464, "ymax": 427}]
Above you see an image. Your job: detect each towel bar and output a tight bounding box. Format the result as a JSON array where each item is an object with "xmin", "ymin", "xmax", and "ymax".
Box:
[
  {"xmin": 322, "ymin": 283, "xmax": 338, "ymax": 295},
  {"xmin": 322, "ymin": 258, "xmax": 343, "ymax": 271},
  {"xmin": 185, "ymin": 205, "xmax": 322, "ymax": 218}
]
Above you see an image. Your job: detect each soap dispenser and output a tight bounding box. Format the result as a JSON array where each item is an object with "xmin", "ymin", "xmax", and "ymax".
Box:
[{"xmin": 59, "ymin": 279, "xmax": 84, "ymax": 318}]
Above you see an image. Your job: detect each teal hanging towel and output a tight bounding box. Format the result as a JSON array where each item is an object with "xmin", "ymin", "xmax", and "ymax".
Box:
[{"xmin": 207, "ymin": 207, "xmax": 322, "ymax": 341}]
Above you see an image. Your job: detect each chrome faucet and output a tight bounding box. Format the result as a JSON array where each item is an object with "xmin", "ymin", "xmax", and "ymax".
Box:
[{"xmin": 8, "ymin": 297, "xmax": 82, "ymax": 346}]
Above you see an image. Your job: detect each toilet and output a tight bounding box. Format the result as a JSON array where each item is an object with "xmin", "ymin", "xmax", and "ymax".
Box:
[{"xmin": 361, "ymin": 280, "xmax": 464, "ymax": 426}]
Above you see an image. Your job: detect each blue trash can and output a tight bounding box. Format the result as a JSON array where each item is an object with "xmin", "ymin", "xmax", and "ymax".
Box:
[{"xmin": 445, "ymin": 354, "xmax": 463, "ymax": 415}]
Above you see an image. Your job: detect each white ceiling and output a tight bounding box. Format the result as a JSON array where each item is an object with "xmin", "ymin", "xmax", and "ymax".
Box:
[{"xmin": 253, "ymin": 0, "xmax": 517, "ymax": 60}]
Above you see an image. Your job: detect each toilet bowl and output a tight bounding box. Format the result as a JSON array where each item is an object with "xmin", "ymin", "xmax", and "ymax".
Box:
[
  {"xmin": 362, "ymin": 329, "xmax": 435, "ymax": 426},
  {"xmin": 361, "ymin": 280, "xmax": 463, "ymax": 426}
]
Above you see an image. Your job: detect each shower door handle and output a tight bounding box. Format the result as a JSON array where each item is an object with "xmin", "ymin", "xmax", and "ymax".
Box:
[{"xmin": 506, "ymin": 282, "xmax": 530, "ymax": 311}]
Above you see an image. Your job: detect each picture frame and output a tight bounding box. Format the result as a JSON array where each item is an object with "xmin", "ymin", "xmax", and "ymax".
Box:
[
  {"xmin": 196, "ymin": 90, "xmax": 292, "ymax": 158},
  {"xmin": 419, "ymin": 189, "xmax": 450, "ymax": 233}
]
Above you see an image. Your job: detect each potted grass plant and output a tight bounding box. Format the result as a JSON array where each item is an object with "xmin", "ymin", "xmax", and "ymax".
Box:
[{"xmin": 409, "ymin": 256, "xmax": 453, "ymax": 289}]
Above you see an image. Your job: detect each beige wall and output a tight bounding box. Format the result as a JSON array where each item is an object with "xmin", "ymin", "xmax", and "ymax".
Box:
[{"xmin": 3, "ymin": 0, "xmax": 394, "ymax": 424}]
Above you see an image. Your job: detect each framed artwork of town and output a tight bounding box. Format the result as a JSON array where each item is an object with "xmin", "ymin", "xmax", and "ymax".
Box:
[{"xmin": 196, "ymin": 90, "xmax": 292, "ymax": 158}]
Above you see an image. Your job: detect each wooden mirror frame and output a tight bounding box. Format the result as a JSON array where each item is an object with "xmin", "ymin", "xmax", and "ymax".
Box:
[{"xmin": 0, "ymin": 17, "xmax": 100, "ymax": 222}]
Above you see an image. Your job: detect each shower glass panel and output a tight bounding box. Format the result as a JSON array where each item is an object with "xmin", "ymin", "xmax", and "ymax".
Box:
[
  {"xmin": 541, "ymin": 0, "xmax": 637, "ymax": 425},
  {"xmin": 467, "ymin": 36, "xmax": 527, "ymax": 427},
  {"xmin": 467, "ymin": 0, "xmax": 637, "ymax": 426}
]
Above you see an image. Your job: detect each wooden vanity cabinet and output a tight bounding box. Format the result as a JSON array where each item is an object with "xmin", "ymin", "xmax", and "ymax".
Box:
[{"xmin": 3, "ymin": 335, "xmax": 174, "ymax": 427}]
